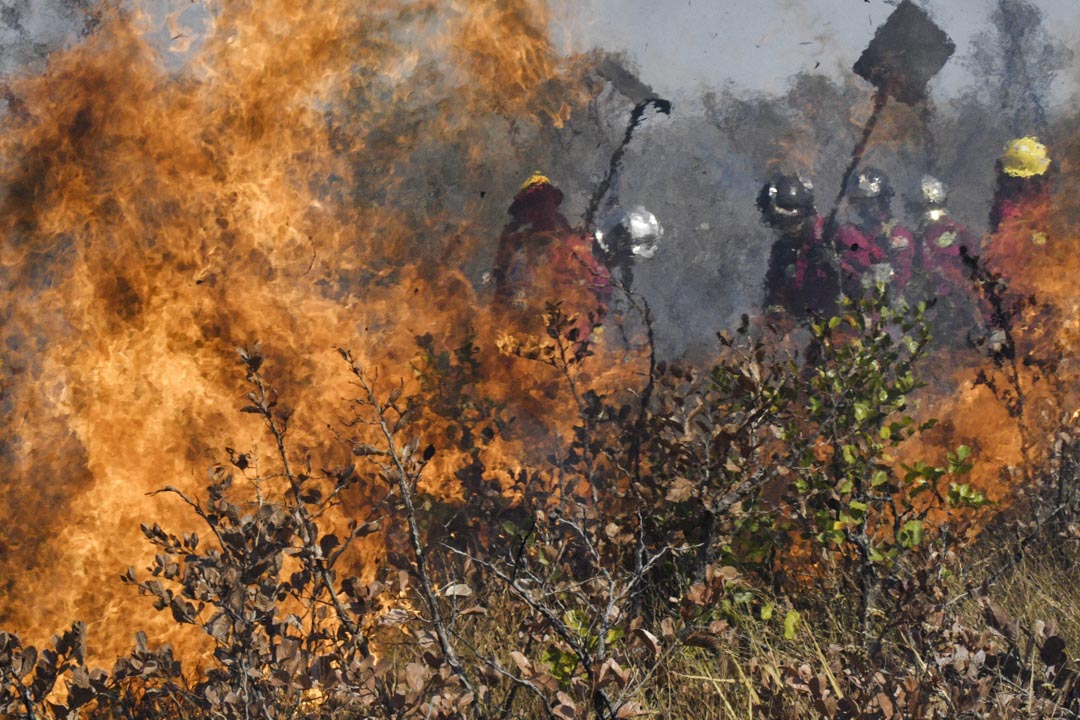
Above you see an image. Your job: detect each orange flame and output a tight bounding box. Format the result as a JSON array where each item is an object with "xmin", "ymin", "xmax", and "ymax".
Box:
[
  {"xmin": 0, "ymin": 0, "xmax": 600, "ymax": 659},
  {"xmin": 2, "ymin": 0, "xmax": 1079, "ymax": 671}
]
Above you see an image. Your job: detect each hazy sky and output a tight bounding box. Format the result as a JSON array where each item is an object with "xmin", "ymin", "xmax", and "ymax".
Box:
[
  {"xmin": 5, "ymin": 1, "xmax": 1077, "ymax": 108},
  {"xmin": 558, "ymin": 0, "xmax": 1080, "ymax": 106}
]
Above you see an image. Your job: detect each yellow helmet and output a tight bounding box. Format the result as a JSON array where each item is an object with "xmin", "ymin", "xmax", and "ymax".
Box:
[
  {"xmin": 518, "ymin": 171, "xmax": 552, "ymax": 192},
  {"xmin": 1001, "ymin": 136, "xmax": 1050, "ymax": 178}
]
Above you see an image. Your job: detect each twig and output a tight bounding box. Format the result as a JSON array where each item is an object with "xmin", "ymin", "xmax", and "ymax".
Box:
[
  {"xmin": 348, "ymin": 360, "xmax": 479, "ymax": 703},
  {"xmin": 241, "ymin": 357, "xmax": 373, "ymax": 658}
]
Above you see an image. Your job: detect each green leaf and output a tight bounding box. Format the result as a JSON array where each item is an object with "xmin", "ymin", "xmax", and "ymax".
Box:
[
  {"xmin": 949, "ymin": 482, "xmax": 988, "ymax": 508},
  {"xmin": 543, "ymin": 647, "xmax": 579, "ymax": 683},
  {"xmin": 783, "ymin": 610, "xmax": 801, "ymax": 640},
  {"xmin": 909, "ymin": 480, "xmax": 931, "ymax": 497},
  {"xmin": 842, "ymin": 445, "xmax": 857, "ymax": 464},
  {"xmin": 564, "ymin": 610, "xmax": 588, "ymax": 637},
  {"xmin": 760, "ymin": 603, "xmax": 774, "ymax": 621},
  {"xmin": 870, "ymin": 470, "xmax": 889, "ymax": 488},
  {"xmin": 949, "ymin": 444, "xmax": 974, "ymax": 475},
  {"xmin": 732, "ymin": 589, "xmax": 755, "ymax": 605},
  {"xmin": 897, "ymin": 519, "xmax": 924, "ymax": 549}
]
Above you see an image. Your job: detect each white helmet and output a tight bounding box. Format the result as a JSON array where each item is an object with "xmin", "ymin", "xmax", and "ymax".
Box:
[{"xmin": 596, "ymin": 206, "xmax": 664, "ymax": 259}]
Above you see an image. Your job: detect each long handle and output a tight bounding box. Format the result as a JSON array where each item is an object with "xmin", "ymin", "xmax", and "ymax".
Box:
[
  {"xmin": 584, "ymin": 97, "xmax": 673, "ymax": 229},
  {"xmin": 821, "ymin": 90, "xmax": 889, "ymax": 297}
]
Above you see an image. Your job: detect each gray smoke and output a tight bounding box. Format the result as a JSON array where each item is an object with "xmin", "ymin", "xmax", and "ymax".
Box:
[
  {"xmin": 0, "ymin": 0, "xmax": 96, "ymax": 76},
  {"xmin": 0, "ymin": 0, "xmax": 1076, "ymax": 363}
]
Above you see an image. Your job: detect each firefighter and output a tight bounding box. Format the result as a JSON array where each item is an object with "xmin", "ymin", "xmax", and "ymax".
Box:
[
  {"xmin": 983, "ymin": 136, "xmax": 1052, "ymax": 296},
  {"xmin": 910, "ymin": 175, "xmax": 981, "ymax": 339},
  {"xmin": 914, "ymin": 175, "xmax": 978, "ymax": 290},
  {"xmin": 593, "ymin": 205, "xmax": 663, "ymax": 292},
  {"xmin": 491, "ymin": 172, "xmax": 611, "ymax": 333},
  {"xmin": 756, "ymin": 173, "xmax": 838, "ymax": 318},
  {"xmin": 835, "ymin": 167, "xmax": 913, "ymax": 299}
]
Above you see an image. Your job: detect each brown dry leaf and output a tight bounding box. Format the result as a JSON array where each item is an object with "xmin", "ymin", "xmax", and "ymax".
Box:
[
  {"xmin": 274, "ymin": 637, "xmax": 299, "ymax": 664},
  {"xmin": 981, "ymin": 599, "xmax": 1014, "ymax": 639},
  {"xmin": 616, "ymin": 701, "xmax": 648, "ymax": 717},
  {"xmin": 607, "ymin": 658, "xmax": 631, "ymax": 689},
  {"xmin": 631, "ymin": 628, "xmax": 661, "ymax": 656},
  {"xmin": 456, "ymin": 692, "xmax": 475, "ymax": 712},
  {"xmin": 665, "ymin": 477, "xmax": 696, "ymax": 503},
  {"xmin": 532, "ymin": 672, "xmax": 560, "ymax": 693},
  {"xmin": 405, "ymin": 662, "xmax": 429, "ymax": 694},
  {"xmin": 685, "ymin": 584, "xmax": 709, "ymax": 606},
  {"xmin": 684, "ymin": 632, "xmax": 725, "ymax": 653},
  {"xmin": 509, "ymin": 650, "xmax": 533, "ymax": 676},
  {"xmin": 554, "ymin": 691, "xmax": 578, "ymax": 719},
  {"xmin": 874, "ymin": 692, "xmax": 894, "ymax": 718},
  {"xmin": 598, "ymin": 658, "xmax": 630, "ymax": 689},
  {"xmin": 458, "ymin": 605, "xmax": 487, "ymax": 617},
  {"xmin": 443, "ymin": 583, "xmax": 473, "ymax": 598}
]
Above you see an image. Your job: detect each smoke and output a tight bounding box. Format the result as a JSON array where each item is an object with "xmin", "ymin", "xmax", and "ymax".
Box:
[
  {"xmin": 0, "ymin": 0, "xmax": 97, "ymax": 76},
  {"xmin": 965, "ymin": 0, "xmax": 1073, "ymax": 137},
  {"xmin": 0, "ymin": 0, "xmax": 1078, "ymax": 659},
  {"xmin": 0, "ymin": 0, "xmax": 608, "ymax": 654}
]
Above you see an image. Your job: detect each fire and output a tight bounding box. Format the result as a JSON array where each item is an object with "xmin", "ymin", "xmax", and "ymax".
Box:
[
  {"xmin": 0, "ymin": 0, "xmax": 1078, "ymax": 674},
  {"xmin": 0, "ymin": 0, "xmax": 599, "ymax": 659},
  {"xmin": 767, "ymin": 132, "xmax": 816, "ymax": 177},
  {"xmin": 449, "ymin": 0, "xmax": 582, "ymax": 126}
]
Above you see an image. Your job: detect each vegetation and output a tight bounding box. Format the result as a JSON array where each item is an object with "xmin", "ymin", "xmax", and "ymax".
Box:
[{"xmin": 1, "ymin": 284, "xmax": 1079, "ymax": 720}]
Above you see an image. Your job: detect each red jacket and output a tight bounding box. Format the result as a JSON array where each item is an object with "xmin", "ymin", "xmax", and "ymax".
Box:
[
  {"xmin": 783, "ymin": 216, "xmax": 840, "ymax": 317},
  {"xmin": 493, "ymin": 184, "xmax": 612, "ymax": 344},
  {"xmin": 985, "ymin": 184, "xmax": 1051, "ymax": 281},
  {"xmin": 834, "ymin": 223, "xmax": 887, "ymax": 296},
  {"xmin": 836, "ymin": 220, "xmax": 915, "ymax": 294},
  {"xmin": 918, "ymin": 215, "xmax": 978, "ymax": 296}
]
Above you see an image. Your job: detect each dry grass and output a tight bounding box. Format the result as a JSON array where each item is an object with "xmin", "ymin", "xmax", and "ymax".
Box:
[{"xmin": 987, "ymin": 535, "xmax": 1080, "ymax": 646}]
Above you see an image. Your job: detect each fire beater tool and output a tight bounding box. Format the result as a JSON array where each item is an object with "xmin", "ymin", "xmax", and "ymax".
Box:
[
  {"xmin": 823, "ymin": 0, "xmax": 955, "ymax": 292},
  {"xmin": 582, "ymin": 57, "xmax": 672, "ymax": 291}
]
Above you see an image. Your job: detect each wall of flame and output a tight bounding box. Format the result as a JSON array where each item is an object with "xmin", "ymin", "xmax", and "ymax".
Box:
[
  {"xmin": 0, "ymin": 0, "xmax": 605, "ymax": 658},
  {"xmin": 0, "ymin": 0, "xmax": 1078, "ymax": 663}
]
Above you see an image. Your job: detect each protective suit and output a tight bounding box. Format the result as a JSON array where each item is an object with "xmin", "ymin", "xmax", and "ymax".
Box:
[
  {"xmin": 910, "ymin": 175, "xmax": 981, "ymax": 341},
  {"xmin": 757, "ymin": 173, "xmax": 838, "ymax": 318},
  {"xmin": 983, "ymin": 137, "xmax": 1052, "ymax": 297},
  {"xmin": 836, "ymin": 167, "xmax": 913, "ymax": 299},
  {"xmin": 492, "ymin": 172, "xmax": 611, "ymax": 335}
]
